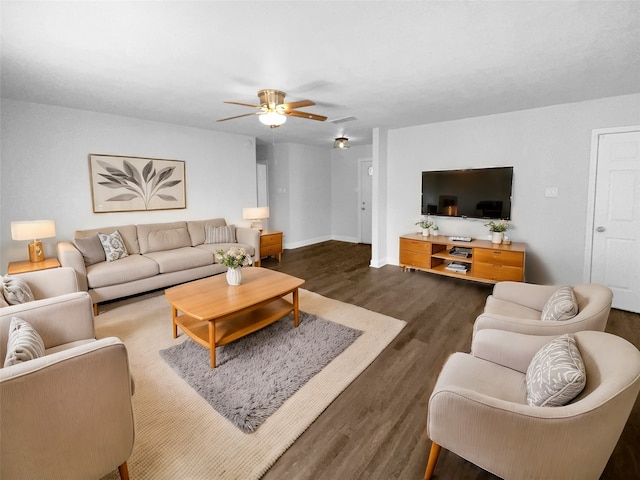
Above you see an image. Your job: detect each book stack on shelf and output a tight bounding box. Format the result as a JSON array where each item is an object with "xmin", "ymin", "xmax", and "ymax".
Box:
[{"xmin": 445, "ymin": 261, "xmax": 469, "ymax": 274}]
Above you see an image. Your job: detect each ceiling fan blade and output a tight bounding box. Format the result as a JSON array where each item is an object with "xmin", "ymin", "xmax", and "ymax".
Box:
[
  {"xmin": 285, "ymin": 110, "xmax": 327, "ymax": 122},
  {"xmin": 281, "ymin": 100, "xmax": 315, "ymax": 111},
  {"xmin": 223, "ymin": 101, "xmax": 261, "ymax": 108},
  {"xmin": 216, "ymin": 112, "xmax": 259, "ymax": 122}
]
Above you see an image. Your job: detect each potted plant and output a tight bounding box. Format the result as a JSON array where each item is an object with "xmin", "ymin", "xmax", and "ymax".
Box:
[
  {"xmin": 215, "ymin": 247, "xmax": 253, "ymax": 285},
  {"xmin": 415, "ymin": 218, "xmax": 434, "ymax": 236},
  {"xmin": 484, "ymin": 220, "xmax": 509, "ymax": 244}
]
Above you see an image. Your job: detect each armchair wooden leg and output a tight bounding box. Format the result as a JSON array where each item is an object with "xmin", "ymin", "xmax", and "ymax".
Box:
[
  {"xmin": 424, "ymin": 442, "xmax": 441, "ymax": 480},
  {"xmin": 118, "ymin": 461, "xmax": 130, "ymax": 480}
]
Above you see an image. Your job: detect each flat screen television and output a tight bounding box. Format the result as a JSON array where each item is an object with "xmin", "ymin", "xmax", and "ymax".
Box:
[{"xmin": 421, "ymin": 166, "xmax": 513, "ymax": 219}]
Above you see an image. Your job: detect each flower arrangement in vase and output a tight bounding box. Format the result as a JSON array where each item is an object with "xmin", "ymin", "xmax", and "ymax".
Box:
[
  {"xmin": 415, "ymin": 217, "xmax": 434, "ymax": 236},
  {"xmin": 484, "ymin": 220, "xmax": 509, "ymax": 244},
  {"xmin": 215, "ymin": 247, "xmax": 253, "ymax": 285}
]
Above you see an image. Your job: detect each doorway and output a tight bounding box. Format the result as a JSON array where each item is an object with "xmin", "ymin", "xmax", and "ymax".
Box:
[
  {"xmin": 359, "ymin": 159, "xmax": 373, "ymax": 244},
  {"xmin": 585, "ymin": 126, "xmax": 640, "ymax": 313}
]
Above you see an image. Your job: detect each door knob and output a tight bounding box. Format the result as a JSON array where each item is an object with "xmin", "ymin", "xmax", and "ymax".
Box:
[{"xmin": 596, "ymin": 226, "xmax": 606, "ymax": 232}]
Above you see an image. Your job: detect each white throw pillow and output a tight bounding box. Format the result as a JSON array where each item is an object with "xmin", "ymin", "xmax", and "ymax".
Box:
[
  {"xmin": 2, "ymin": 274, "xmax": 35, "ymax": 305},
  {"xmin": 98, "ymin": 230, "xmax": 129, "ymax": 262},
  {"xmin": 526, "ymin": 333, "xmax": 586, "ymax": 407},
  {"xmin": 541, "ymin": 286, "xmax": 578, "ymax": 321},
  {"xmin": 4, "ymin": 317, "xmax": 46, "ymax": 367}
]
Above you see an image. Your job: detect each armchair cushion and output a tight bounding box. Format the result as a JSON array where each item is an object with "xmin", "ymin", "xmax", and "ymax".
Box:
[
  {"xmin": 4, "ymin": 317, "xmax": 45, "ymax": 367},
  {"xmin": 541, "ymin": 286, "xmax": 578, "ymax": 321},
  {"xmin": 2, "ymin": 274, "xmax": 35, "ymax": 305},
  {"xmin": 526, "ymin": 333, "xmax": 586, "ymax": 406}
]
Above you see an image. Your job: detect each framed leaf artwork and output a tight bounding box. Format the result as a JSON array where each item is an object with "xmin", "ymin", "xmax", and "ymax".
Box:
[{"xmin": 89, "ymin": 154, "xmax": 186, "ymax": 213}]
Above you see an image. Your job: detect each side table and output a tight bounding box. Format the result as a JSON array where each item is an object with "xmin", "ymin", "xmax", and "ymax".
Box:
[
  {"xmin": 7, "ymin": 257, "xmax": 61, "ymax": 275},
  {"xmin": 260, "ymin": 230, "xmax": 283, "ymax": 264}
]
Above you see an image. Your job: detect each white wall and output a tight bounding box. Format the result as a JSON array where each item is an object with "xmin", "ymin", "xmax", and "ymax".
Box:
[
  {"xmin": 383, "ymin": 93, "xmax": 640, "ymax": 284},
  {"xmin": 1, "ymin": 99, "xmax": 257, "ymax": 266}
]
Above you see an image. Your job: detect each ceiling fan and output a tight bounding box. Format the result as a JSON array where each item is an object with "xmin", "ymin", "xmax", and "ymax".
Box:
[{"xmin": 217, "ymin": 89, "xmax": 327, "ymax": 128}]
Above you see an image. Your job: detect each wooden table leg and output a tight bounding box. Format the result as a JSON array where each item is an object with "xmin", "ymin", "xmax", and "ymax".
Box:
[
  {"xmin": 293, "ymin": 288, "xmax": 299, "ymax": 327},
  {"xmin": 209, "ymin": 320, "xmax": 216, "ymax": 368},
  {"xmin": 172, "ymin": 306, "xmax": 178, "ymax": 338}
]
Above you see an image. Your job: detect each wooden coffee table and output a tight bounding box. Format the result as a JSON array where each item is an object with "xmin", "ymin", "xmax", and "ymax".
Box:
[{"xmin": 164, "ymin": 267, "xmax": 305, "ymax": 368}]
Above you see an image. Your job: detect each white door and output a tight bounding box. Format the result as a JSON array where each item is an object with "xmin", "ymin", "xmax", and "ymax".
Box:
[
  {"xmin": 586, "ymin": 127, "xmax": 640, "ymax": 313},
  {"xmin": 359, "ymin": 159, "xmax": 373, "ymax": 244}
]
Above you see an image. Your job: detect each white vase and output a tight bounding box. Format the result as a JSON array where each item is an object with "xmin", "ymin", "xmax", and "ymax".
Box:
[
  {"xmin": 491, "ymin": 232, "xmax": 504, "ymax": 244},
  {"xmin": 422, "ymin": 228, "xmax": 429, "ymax": 237},
  {"xmin": 226, "ymin": 267, "xmax": 242, "ymax": 286}
]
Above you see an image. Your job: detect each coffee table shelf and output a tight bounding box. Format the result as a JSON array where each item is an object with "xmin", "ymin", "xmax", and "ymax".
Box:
[{"xmin": 174, "ymin": 297, "xmax": 294, "ymax": 348}]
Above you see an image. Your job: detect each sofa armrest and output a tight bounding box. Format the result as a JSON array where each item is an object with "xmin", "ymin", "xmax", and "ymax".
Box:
[
  {"xmin": 491, "ymin": 282, "xmax": 560, "ymax": 311},
  {"xmin": 13, "ymin": 267, "xmax": 79, "ymax": 299},
  {"xmin": 56, "ymin": 241, "xmax": 88, "ymax": 291},
  {"xmin": 0, "ymin": 337, "xmax": 135, "ymax": 480},
  {"xmin": 471, "ymin": 329, "xmax": 558, "ymax": 373},
  {"xmin": 0, "ymin": 292, "xmax": 95, "ymax": 360},
  {"xmin": 236, "ymin": 227, "xmax": 261, "ymax": 261}
]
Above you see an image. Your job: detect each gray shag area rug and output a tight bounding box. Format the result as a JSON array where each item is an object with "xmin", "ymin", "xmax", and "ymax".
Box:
[{"xmin": 160, "ymin": 311, "xmax": 362, "ymax": 433}]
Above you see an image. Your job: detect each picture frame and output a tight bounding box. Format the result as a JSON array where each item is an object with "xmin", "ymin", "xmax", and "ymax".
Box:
[{"xmin": 89, "ymin": 154, "xmax": 186, "ymax": 213}]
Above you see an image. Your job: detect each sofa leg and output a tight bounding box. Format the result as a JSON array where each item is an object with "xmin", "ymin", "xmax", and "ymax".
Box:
[
  {"xmin": 93, "ymin": 303, "xmax": 99, "ymax": 316},
  {"xmin": 424, "ymin": 442, "xmax": 441, "ymax": 479},
  {"xmin": 118, "ymin": 461, "xmax": 130, "ymax": 480}
]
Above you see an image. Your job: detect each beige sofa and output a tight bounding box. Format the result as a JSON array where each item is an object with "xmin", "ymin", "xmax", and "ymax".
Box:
[
  {"xmin": 1, "ymin": 267, "xmax": 135, "ymax": 480},
  {"xmin": 57, "ymin": 218, "xmax": 260, "ymax": 312}
]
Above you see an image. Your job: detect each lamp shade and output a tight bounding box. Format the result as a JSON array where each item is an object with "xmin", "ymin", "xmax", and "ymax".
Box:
[
  {"xmin": 243, "ymin": 207, "xmax": 270, "ymax": 220},
  {"xmin": 333, "ymin": 137, "xmax": 350, "ymax": 149},
  {"xmin": 259, "ymin": 112, "xmax": 287, "ymax": 127},
  {"xmin": 11, "ymin": 220, "xmax": 56, "ymax": 241}
]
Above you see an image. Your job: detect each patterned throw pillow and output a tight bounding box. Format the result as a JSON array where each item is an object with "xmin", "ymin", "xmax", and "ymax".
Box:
[
  {"xmin": 204, "ymin": 224, "xmax": 236, "ymax": 244},
  {"xmin": 4, "ymin": 317, "xmax": 46, "ymax": 367},
  {"xmin": 541, "ymin": 286, "xmax": 578, "ymax": 321},
  {"xmin": 2, "ymin": 274, "xmax": 35, "ymax": 305},
  {"xmin": 74, "ymin": 233, "xmax": 106, "ymax": 266},
  {"xmin": 98, "ymin": 230, "xmax": 129, "ymax": 262},
  {"xmin": 526, "ymin": 333, "xmax": 586, "ymax": 407}
]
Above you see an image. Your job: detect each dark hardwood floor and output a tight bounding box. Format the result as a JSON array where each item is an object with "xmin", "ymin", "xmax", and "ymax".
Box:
[{"xmin": 260, "ymin": 240, "xmax": 640, "ymax": 480}]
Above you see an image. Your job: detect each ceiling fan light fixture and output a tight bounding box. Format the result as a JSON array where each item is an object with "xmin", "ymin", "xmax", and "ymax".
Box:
[
  {"xmin": 259, "ymin": 111, "xmax": 287, "ymax": 128},
  {"xmin": 333, "ymin": 137, "xmax": 350, "ymax": 149}
]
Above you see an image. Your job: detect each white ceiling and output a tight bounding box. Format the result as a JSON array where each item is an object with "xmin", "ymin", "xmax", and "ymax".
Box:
[{"xmin": 2, "ymin": 1, "xmax": 639, "ymax": 148}]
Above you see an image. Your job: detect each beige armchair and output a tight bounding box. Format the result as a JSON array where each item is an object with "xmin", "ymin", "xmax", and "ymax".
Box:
[
  {"xmin": 473, "ymin": 281, "xmax": 613, "ymax": 337},
  {"xmin": 425, "ymin": 329, "xmax": 640, "ymax": 480},
  {"xmin": 1, "ymin": 268, "xmax": 135, "ymax": 480}
]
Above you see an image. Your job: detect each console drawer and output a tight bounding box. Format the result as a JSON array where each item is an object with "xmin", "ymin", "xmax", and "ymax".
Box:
[
  {"xmin": 400, "ymin": 238, "xmax": 431, "ymax": 255},
  {"xmin": 261, "ymin": 244, "xmax": 282, "ymax": 256},
  {"xmin": 474, "ymin": 249, "xmax": 524, "ymax": 268},
  {"xmin": 474, "ymin": 262, "xmax": 524, "ymax": 282},
  {"xmin": 400, "ymin": 250, "xmax": 432, "ymax": 269}
]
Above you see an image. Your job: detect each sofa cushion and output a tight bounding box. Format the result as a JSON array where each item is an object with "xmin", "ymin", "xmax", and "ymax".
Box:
[
  {"xmin": 526, "ymin": 333, "xmax": 586, "ymax": 407},
  {"xmin": 541, "ymin": 287, "xmax": 578, "ymax": 322},
  {"xmin": 196, "ymin": 243, "xmax": 255, "ymax": 259},
  {"xmin": 137, "ymin": 222, "xmax": 191, "ymax": 254},
  {"xmin": 187, "ymin": 218, "xmax": 227, "ymax": 246},
  {"xmin": 205, "ymin": 224, "xmax": 236, "ymax": 244},
  {"xmin": 4, "ymin": 317, "xmax": 45, "ymax": 367},
  {"xmin": 98, "ymin": 231, "xmax": 129, "ymax": 262},
  {"xmin": 86, "ymin": 255, "xmax": 160, "ymax": 289},
  {"xmin": 75, "ymin": 224, "xmax": 140, "ymax": 254},
  {"xmin": 74, "ymin": 233, "xmax": 106, "ymax": 266},
  {"xmin": 2, "ymin": 275, "xmax": 35, "ymax": 305},
  {"xmin": 143, "ymin": 247, "xmax": 214, "ymax": 274}
]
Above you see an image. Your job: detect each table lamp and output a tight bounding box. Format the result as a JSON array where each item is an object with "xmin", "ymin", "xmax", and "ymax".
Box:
[
  {"xmin": 242, "ymin": 207, "xmax": 270, "ymax": 231},
  {"xmin": 11, "ymin": 220, "xmax": 57, "ymax": 263}
]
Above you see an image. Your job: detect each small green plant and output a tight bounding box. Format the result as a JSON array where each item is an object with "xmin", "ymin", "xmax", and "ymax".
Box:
[
  {"xmin": 415, "ymin": 217, "xmax": 433, "ymax": 229},
  {"xmin": 485, "ymin": 220, "xmax": 509, "ymax": 232}
]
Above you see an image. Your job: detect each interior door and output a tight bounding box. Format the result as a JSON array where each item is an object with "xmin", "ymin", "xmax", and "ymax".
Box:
[
  {"xmin": 587, "ymin": 128, "xmax": 640, "ymax": 313},
  {"xmin": 359, "ymin": 159, "xmax": 373, "ymax": 244}
]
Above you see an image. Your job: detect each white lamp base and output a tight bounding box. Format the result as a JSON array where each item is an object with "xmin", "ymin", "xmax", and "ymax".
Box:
[{"xmin": 250, "ymin": 220, "xmax": 264, "ymax": 231}]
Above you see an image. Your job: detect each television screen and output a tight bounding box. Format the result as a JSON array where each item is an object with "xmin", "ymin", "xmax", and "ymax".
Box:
[{"xmin": 421, "ymin": 167, "xmax": 513, "ymax": 219}]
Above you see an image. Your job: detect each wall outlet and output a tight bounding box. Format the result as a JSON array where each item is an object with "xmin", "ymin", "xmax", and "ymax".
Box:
[{"xmin": 545, "ymin": 187, "xmax": 558, "ymax": 198}]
